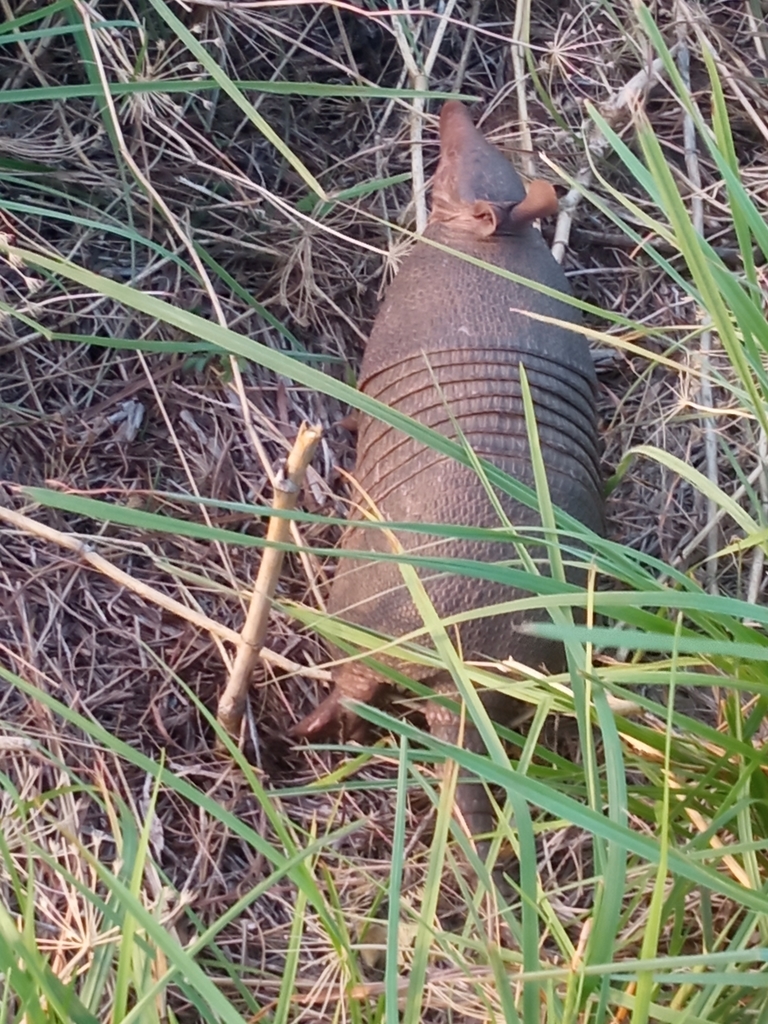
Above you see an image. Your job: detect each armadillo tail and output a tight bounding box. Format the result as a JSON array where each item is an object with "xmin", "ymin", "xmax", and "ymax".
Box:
[{"xmin": 425, "ymin": 680, "xmax": 496, "ymax": 846}]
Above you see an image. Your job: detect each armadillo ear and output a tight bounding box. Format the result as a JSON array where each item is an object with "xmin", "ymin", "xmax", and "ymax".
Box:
[
  {"xmin": 529, "ymin": 179, "xmax": 559, "ymax": 218},
  {"xmin": 508, "ymin": 180, "xmax": 559, "ymax": 229},
  {"xmin": 470, "ymin": 200, "xmax": 501, "ymax": 237}
]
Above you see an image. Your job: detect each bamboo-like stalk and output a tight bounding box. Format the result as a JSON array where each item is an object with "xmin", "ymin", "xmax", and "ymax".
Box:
[{"xmin": 216, "ymin": 422, "xmax": 323, "ymax": 742}]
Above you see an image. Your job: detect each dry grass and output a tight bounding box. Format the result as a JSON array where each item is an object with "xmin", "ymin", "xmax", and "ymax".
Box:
[{"xmin": 2, "ymin": 0, "xmax": 768, "ymax": 1020}]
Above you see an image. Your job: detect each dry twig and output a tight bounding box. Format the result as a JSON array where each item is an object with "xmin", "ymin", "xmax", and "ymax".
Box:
[
  {"xmin": 510, "ymin": 0, "xmax": 535, "ymax": 181},
  {"xmin": 217, "ymin": 422, "xmax": 323, "ymax": 742},
  {"xmin": 390, "ymin": 0, "xmax": 459, "ymax": 232},
  {"xmin": 549, "ymin": 54, "xmax": 674, "ymax": 264},
  {"xmin": 675, "ymin": 7, "xmax": 720, "ymax": 595},
  {"xmin": 0, "ymin": 503, "xmax": 329, "ymax": 681}
]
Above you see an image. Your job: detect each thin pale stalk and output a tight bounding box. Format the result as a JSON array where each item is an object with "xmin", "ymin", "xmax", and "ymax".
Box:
[{"xmin": 217, "ymin": 422, "xmax": 323, "ymax": 741}]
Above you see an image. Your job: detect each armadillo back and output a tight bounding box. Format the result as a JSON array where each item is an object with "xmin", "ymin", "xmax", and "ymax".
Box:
[{"xmin": 327, "ymin": 220, "xmax": 604, "ymax": 676}]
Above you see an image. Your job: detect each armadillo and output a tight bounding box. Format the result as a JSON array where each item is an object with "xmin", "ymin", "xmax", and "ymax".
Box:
[{"xmin": 294, "ymin": 100, "xmax": 604, "ymax": 851}]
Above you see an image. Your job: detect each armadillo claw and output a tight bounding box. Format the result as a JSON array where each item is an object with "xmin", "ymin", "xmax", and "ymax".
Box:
[
  {"xmin": 290, "ymin": 689, "xmax": 346, "ymax": 739},
  {"xmin": 290, "ymin": 688, "xmax": 372, "ymax": 742},
  {"xmin": 292, "ymin": 664, "xmax": 385, "ymax": 742}
]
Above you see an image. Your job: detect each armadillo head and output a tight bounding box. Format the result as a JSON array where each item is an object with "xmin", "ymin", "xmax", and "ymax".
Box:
[{"xmin": 430, "ymin": 101, "xmax": 558, "ymax": 238}]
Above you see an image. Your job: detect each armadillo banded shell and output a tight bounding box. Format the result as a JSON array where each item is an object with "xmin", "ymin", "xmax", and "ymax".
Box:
[
  {"xmin": 357, "ymin": 397, "xmax": 602, "ymax": 494},
  {"xmin": 365, "ymin": 350, "xmax": 597, "ymax": 424},
  {"xmin": 350, "ymin": 455, "xmax": 601, "ymax": 536},
  {"xmin": 327, "ymin": 510, "xmax": 580, "ymax": 675},
  {"xmin": 364, "ymin": 350, "xmax": 598, "ymax": 438},
  {"xmin": 361, "ymin": 342, "xmax": 597, "ymax": 398}
]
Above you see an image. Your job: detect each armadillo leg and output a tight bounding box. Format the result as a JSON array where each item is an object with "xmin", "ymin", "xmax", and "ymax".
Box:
[
  {"xmin": 425, "ymin": 677, "xmax": 496, "ymax": 850},
  {"xmin": 292, "ymin": 664, "xmax": 382, "ymax": 741},
  {"xmin": 291, "ymin": 689, "xmax": 345, "ymax": 739}
]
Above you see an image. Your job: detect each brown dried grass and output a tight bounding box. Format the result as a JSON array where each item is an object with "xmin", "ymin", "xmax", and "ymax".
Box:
[{"xmin": 1, "ymin": 0, "xmax": 768, "ymax": 1019}]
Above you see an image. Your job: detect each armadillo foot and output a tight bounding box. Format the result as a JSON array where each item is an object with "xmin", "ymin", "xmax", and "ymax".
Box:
[
  {"xmin": 292, "ymin": 669, "xmax": 383, "ymax": 742},
  {"xmin": 291, "ymin": 689, "xmax": 346, "ymax": 739}
]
